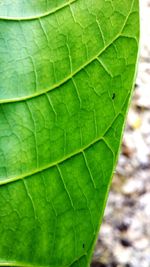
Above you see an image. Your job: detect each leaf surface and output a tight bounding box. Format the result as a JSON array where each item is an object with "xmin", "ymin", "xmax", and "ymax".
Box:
[{"xmin": 0, "ymin": 0, "xmax": 139, "ymax": 266}]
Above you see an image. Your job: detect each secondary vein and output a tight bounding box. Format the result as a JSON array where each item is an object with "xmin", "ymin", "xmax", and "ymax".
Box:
[
  {"xmin": 0, "ymin": 0, "xmax": 135, "ymax": 104},
  {"xmin": 0, "ymin": 114, "xmax": 121, "ymax": 186},
  {"xmin": 0, "ymin": 0, "xmax": 77, "ymax": 21}
]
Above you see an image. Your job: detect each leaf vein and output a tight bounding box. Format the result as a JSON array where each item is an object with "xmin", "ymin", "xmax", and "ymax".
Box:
[
  {"xmin": 0, "ymin": 114, "xmax": 121, "ymax": 186},
  {"xmin": 0, "ymin": 0, "xmax": 77, "ymax": 21}
]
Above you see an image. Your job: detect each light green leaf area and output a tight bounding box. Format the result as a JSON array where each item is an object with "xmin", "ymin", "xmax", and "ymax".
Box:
[{"xmin": 0, "ymin": 0, "xmax": 139, "ymax": 266}]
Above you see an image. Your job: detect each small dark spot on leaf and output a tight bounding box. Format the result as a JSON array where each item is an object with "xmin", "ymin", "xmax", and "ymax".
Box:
[
  {"xmin": 112, "ymin": 93, "xmax": 116, "ymax": 100},
  {"xmin": 82, "ymin": 243, "xmax": 85, "ymax": 248}
]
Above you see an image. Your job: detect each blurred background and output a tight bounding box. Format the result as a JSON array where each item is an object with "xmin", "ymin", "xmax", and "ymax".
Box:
[{"xmin": 91, "ymin": 1, "xmax": 150, "ymax": 266}]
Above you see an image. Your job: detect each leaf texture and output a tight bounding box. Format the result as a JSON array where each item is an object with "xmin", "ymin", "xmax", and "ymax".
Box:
[{"xmin": 0, "ymin": 0, "xmax": 139, "ymax": 266}]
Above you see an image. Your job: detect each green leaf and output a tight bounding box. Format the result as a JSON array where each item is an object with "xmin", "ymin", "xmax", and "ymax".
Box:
[{"xmin": 0, "ymin": 0, "xmax": 139, "ymax": 266}]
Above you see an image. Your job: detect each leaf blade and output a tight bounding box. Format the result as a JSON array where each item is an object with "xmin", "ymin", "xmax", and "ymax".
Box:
[{"xmin": 0, "ymin": 0, "xmax": 139, "ymax": 266}]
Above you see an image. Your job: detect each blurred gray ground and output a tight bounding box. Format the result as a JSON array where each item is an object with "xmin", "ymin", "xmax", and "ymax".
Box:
[{"xmin": 92, "ymin": 1, "xmax": 150, "ymax": 266}]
